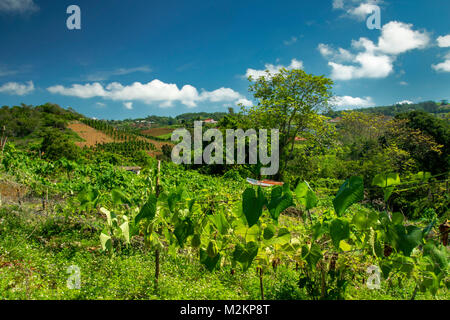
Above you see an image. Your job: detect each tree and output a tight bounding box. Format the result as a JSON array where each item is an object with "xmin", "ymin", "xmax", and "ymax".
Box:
[
  {"xmin": 244, "ymin": 68, "xmax": 333, "ymax": 180},
  {"xmin": 40, "ymin": 128, "xmax": 80, "ymax": 161}
]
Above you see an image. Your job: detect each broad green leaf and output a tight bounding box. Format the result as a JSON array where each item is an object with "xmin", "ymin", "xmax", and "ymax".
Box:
[
  {"xmin": 120, "ymin": 220, "xmax": 130, "ymax": 244},
  {"xmin": 372, "ymin": 173, "xmax": 401, "ymax": 202},
  {"xmin": 268, "ymin": 228, "xmax": 291, "ymax": 245},
  {"xmin": 242, "ymin": 187, "xmax": 266, "ymax": 227},
  {"xmin": 330, "ymin": 218, "xmax": 350, "ymax": 248},
  {"xmin": 100, "ymin": 207, "xmax": 117, "ymax": 228},
  {"xmin": 339, "ymin": 240, "xmax": 352, "ymax": 252},
  {"xmin": 111, "ymin": 189, "xmax": 131, "ymax": 205},
  {"xmin": 208, "ymin": 212, "xmax": 229, "ymax": 235},
  {"xmin": 391, "ymin": 212, "xmax": 404, "ymax": 225},
  {"xmin": 233, "ymin": 241, "xmax": 259, "ymax": 271},
  {"xmin": 423, "ymin": 242, "xmax": 448, "ymax": 272},
  {"xmin": 301, "ymin": 243, "xmax": 322, "ymax": 269},
  {"xmin": 200, "ymin": 249, "xmax": 221, "ymax": 272},
  {"xmin": 135, "ymin": 194, "xmax": 157, "ymax": 224},
  {"xmin": 191, "ymin": 234, "xmax": 201, "ymax": 248},
  {"xmin": 263, "ymin": 224, "xmax": 276, "ymax": 240},
  {"xmin": 174, "ymin": 218, "xmax": 194, "ymax": 247},
  {"xmin": 332, "ymin": 176, "xmax": 364, "ymax": 216},
  {"xmin": 268, "ymin": 186, "xmax": 293, "ymax": 221},
  {"xmin": 100, "ymin": 232, "xmax": 112, "ymax": 252},
  {"xmin": 413, "ymin": 171, "xmax": 431, "ymax": 181},
  {"xmin": 295, "ymin": 181, "xmax": 318, "ymax": 210},
  {"xmin": 394, "ymin": 225, "xmax": 423, "ymax": 257}
]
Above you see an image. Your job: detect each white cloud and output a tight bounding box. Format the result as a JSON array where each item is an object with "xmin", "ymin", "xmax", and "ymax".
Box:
[
  {"xmin": 199, "ymin": 87, "xmax": 241, "ymax": 103},
  {"xmin": 123, "ymin": 102, "xmax": 133, "ymax": 110},
  {"xmin": 95, "ymin": 102, "xmax": 106, "ymax": 108},
  {"xmin": 47, "ymin": 79, "xmax": 249, "ymax": 108},
  {"xmin": 237, "ymin": 98, "xmax": 253, "ymax": 107},
  {"xmin": 432, "ymin": 54, "xmax": 450, "ymax": 72},
  {"xmin": 318, "ymin": 44, "xmax": 354, "ymax": 62},
  {"xmin": 48, "ymin": 83, "xmax": 106, "ymax": 99},
  {"xmin": 245, "ymin": 59, "xmax": 303, "ymax": 79},
  {"xmin": 0, "ymin": 81, "xmax": 34, "ymax": 95},
  {"xmin": 283, "ymin": 36, "xmax": 298, "ymax": 46},
  {"xmin": 437, "ymin": 35, "xmax": 450, "ymax": 48},
  {"xmin": 329, "ymin": 52, "xmax": 393, "ymax": 80},
  {"xmin": 399, "ymin": 81, "xmax": 408, "ymax": 86},
  {"xmin": 0, "ymin": 0, "xmax": 38, "ymax": 13},
  {"xmin": 330, "ymin": 95, "xmax": 375, "ymax": 109},
  {"xmin": 396, "ymin": 100, "xmax": 413, "ymax": 105},
  {"xmin": 347, "ymin": 3, "xmax": 379, "ymax": 21},
  {"xmin": 377, "ymin": 21, "xmax": 429, "ymax": 55},
  {"xmin": 321, "ymin": 21, "xmax": 429, "ymax": 80}
]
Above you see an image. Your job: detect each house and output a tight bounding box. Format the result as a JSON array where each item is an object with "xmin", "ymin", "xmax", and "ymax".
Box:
[
  {"xmin": 203, "ymin": 118, "xmax": 218, "ymax": 124},
  {"xmin": 327, "ymin": 117, "xmax": 342, "ymax": 123}
]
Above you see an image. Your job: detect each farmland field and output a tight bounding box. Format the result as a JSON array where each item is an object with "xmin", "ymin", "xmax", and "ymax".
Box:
[{"xmin": 141, "ymin": 127, "xmax": 174, "ymax": 138}]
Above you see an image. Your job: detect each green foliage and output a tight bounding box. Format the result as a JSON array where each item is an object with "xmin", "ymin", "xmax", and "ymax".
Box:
[{"xmin": 332, "ymin": 176, "xmax": 364, "ymax": 216}]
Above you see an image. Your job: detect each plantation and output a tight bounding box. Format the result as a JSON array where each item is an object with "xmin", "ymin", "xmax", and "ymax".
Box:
[{"xmin": 0, "ymin": 70, "xmax": 449, "ymax": 301}]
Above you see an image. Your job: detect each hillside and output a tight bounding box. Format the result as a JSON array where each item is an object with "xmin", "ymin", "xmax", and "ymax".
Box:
[{"xmin": 325, "ymin": 101, "xmax": 450, "ymax": 119}]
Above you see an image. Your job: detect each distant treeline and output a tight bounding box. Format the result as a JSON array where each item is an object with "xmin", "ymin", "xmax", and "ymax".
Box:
[
  {"xmin": 325, "ymin": 101, "xmax": 450, "ymax": 118},
  {"xmin": 114, "ymin": 112, "xmax": 229, "ymax": 127}
]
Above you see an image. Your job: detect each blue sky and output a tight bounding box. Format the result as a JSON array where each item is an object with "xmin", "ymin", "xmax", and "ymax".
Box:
[{"xmin": 0, "ymin": 0, "xmax": 449, "ymax": 119}]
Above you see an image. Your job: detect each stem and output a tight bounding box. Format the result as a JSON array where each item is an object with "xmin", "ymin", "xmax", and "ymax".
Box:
[
  {"xmin": 154, "ymin": 249, "xmax": 160, "ymax": 291},
  {"xmin": 259, "ymin": 268, "xmax": 264, "ymax": 300},
  {"xmin": 410, "ymin": 285, "xmax": 418, "ymax": 301},
  {"xmin": 154, "ymin": 160, "xmax": 161, "ymax": 292},
  {"xmin": 320, "ymin": 268, "xmax": 326, "ymax": 299}
]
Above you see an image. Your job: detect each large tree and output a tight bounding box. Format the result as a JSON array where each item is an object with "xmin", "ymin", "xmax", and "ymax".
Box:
[{"xmin": 244, "ymin": 68, "xmax": 333, "ymax": 180}]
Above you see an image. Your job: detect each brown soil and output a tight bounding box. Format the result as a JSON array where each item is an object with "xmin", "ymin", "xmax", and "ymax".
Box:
[
  {"xmin": 68, "ymin": 121, "xmax": 170, "ymax": 157},
  {"xmin": 68, "ymin": 122, "xmax": 116, "ymax": 147}
]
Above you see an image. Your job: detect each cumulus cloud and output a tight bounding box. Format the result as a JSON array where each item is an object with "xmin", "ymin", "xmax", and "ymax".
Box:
[
  {"xmin": 377, "ymin": 21, "xmax": 430, "ymax": 55},
  {"xmin": 237, "ymin": 98, "xmax": 253, "ymax": 107},
  {"xmin": 432, "ymin": 53, "xmax": 450, "ymax": 72},
  {"xmin": 0, "ymin": 0, "xmax": 39, "ymax": 14},
  {"xmin": 0, "ymin": 81, "xmax": 34, "ymax": 95},
  {"xmin": 320, "ymin": 21, "xmax": 429, "ymax": 80},
  {"xmin": 318, "ymin": 44, "xmax": 354, "ymax": 62},
  {"xmin": 245, "ymin": 59, "xmax": 303, "ymax": 80},
  {"xmin": 329, "ymin": 95, "xmax": 375, "ymax": 109},
  {"xmin": 437, "ymin": 35, "xmax": 450, "ymax": 48},
  {"xmin": 396, "ymin": 100, "xmax": 413, "ymax": 105},
  {"xmin": 47, "ymin": 79, "xmax": 249, "ymax": 108},
  {"xmin": 123, "ymin": 102, "xmax": 133, "ymax": 110},
  {"xmin": 347, "ymin": 3, "xmax": 380, "ymax": 21}
]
